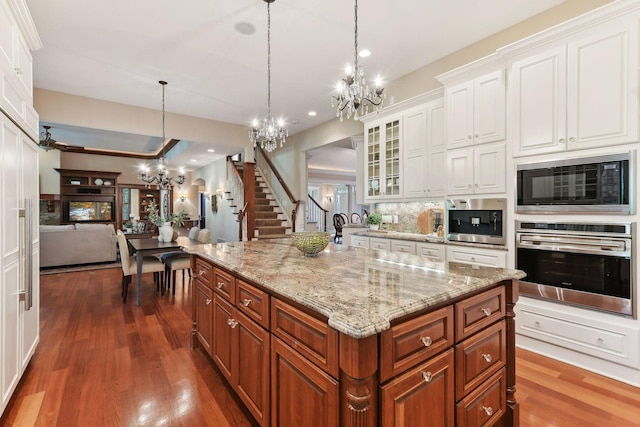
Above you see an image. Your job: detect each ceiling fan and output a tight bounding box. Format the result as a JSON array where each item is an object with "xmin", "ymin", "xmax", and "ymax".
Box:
[{"xmin": 38, "ymin": 125, "xmax": 59, "ymax": 151}]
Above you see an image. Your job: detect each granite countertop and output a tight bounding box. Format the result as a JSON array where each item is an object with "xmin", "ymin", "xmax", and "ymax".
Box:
[
  {"xmin": 186, "ymin": 240, "xmax": 524, "ymax": 339},
  {"xmin": 352, "ymin": 230, "xmax": 507, "ymax": 251},
  {"xmin": 343, "ymin": 223, "xmax": 369, "ymax": 229}
]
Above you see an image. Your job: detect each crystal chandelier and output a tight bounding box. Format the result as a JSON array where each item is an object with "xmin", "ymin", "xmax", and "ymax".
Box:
[
  {"xmin": 249, "ymin": 0, "xmax": 287, "ymax": 153},
  {"xmin": 139, "ymin": 80, "xmax": 186, "ymax": 190},
  {"xmin": 332, "ymin": 0, "xmax": 385, "ymax": 121}
]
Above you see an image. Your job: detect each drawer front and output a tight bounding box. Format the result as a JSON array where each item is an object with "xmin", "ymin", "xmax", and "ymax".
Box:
[
  {"xmin": 213, "ymin": 267, "xmax": 236, "ymax": 304},
  {"xmin": 456, "ymin": 368, "xmax": 506, "ymax": 427},
  {"xmin": 390, "ymin": 240, "xmax": 416, "ymax": 255},
  {"xmin": 455, "ymin": 320, "xmax": 506, "ymax": 400},
  {"xmin": 237, "ymin": 279, "xmax": 270, "ymax": 329},
  {"xmin": 271, "ymin": 298, "xmax": 339, "ymax": 378},
  {"xmin": 416, "ymin": 243, "xmax": 445, "ymax": 261},
  {"xmin": 455, "ymin": 286, "xmax": 505, "ymax": 341},
  {"xmin": 350, "ymin": 236, "xmax": 369, "ymax": 249},
  {"xmin": 370, "ymin": 238, "xmax": 391, "ymax": 251},
  {"xmin": 194, "ymin": 257, "xmax": 212, "ymax": 287},
  {"xmin": 380, "ymin": 306, "xmax": 454, "ymax": 382},
  {"xmin": 446, "ymin": 246, "xmax": 506, "ymax": 268}
]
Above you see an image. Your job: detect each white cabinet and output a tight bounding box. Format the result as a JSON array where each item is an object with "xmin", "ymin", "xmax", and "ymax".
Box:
[
  {"xmin": 509, "ymin": 16, "xmax": 638, "ymax": 156},
  {"xmin": 370, "ymin": 238, "xmax": 391, "ymax": 251},
  {"xmin": 446, "ymin": 245, "xmax": 506, "ymax": 268},
  {"xmin": 390, "ymin": 240, "xmax": 416, "ymax": 255},
  {"xmin": 445, "ymin": 69, "xmax": 506, "ymax": 149},
  {"xmin": 416, "ymin": 242, "xmax": 445, "ymax": 261},
  {"xmin": 350, "ymin": 235, "xmax": 369, "ymax": 249},
  {"xmin": 1, "ymin": 114, "xmax": 40, "ymax": 416},
  {"xmin": 365, "ymin": 116, "xmax": 401, "ymax": 201},
  {"xmin": 446, "ymin": 143, "xmax": 505, "ymax": 196},
  {"xmin": 404, "ymin": 98, "xmax": 446, "ymax": 199}
]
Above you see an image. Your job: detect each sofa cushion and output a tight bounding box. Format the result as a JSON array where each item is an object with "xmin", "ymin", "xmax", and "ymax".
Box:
[
  {"xmin": 40, "ymin": 224, "xmax": 75, "ymax": 232},
  {"xmin": 75, "ymin": 223, "xmax": 115, "ymax": 234}
]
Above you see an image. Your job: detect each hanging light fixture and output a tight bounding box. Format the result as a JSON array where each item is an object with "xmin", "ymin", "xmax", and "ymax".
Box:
[
  {"xmin": 139, "ymin": 80, "xmax": 186, "ymax": 189},
  {"xmin": 38, "ymin": 125, "xmax": 58, "ymax": 151},
  {"xmin": 249, "ymin": 0, "xmax": 287, "ymax": 153},
  {"xmin": 332, "ymin": 0, "xmax": 385, "ymax": 121}
]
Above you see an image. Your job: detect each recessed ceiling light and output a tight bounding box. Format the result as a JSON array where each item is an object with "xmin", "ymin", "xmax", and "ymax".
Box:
[
  {"xmin": 207, "ymin": 149, "xmax": 215, "ymax": 153},
  {"xmin": 359, "ymin": 49, "xmax": 371, "ymax": 58},
  {"xmin": 308, "ymin": 111, "xmax": 317, "ymax": 117},
  {"xmin": 190, "ymin": 159, "xmax": 197, "ymax": 162},
  {"xmin": 234, "ymin": 22, "xmax": 255, "ymax": 35}
]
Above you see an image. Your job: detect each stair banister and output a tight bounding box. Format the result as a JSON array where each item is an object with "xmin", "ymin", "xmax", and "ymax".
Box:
[
  {"xmin": 255, "ymin": 146, "xmax": 300, "ymax": 232},
  {"xmin": 307, "ymin": 194, "xmax": 328, "ymax": 232}
]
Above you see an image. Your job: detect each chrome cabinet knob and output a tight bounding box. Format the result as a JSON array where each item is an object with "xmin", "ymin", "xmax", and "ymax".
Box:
[
  {"xmin": 481, "ymin": 406, "xmax": 493, "ymax": 416},
  {"xmin": 482, "ymin": 353, "xmax": 493, "ymax": 363},
  {"xmin": 559, "ymin": 138, "xmax": 566, "ymax": 144},
  {"xmin": 216, "ymin": 282, "xmax": 224, "ymax": 289},
  {"xmin": 481, "ymin": 307, "xmax": 492, "ymax": 316},
  {"xmin": 569, "ymin": 137, "xmax": 576, "ymax": 142},
  {"xmin": 422, "ymin": 371, "xmax": 432, "ymax": 383},
  {"xmin": 227, "ymin": 318, "xmax": 238, "ymax": 328},
  {"xmin": 242, "ymin": 299, "xmax": 252, "ymax": 307},
  {"xmin": 198, "ymin": 270, "xmax": 206, "ymax": 275},
  {"xmin": 421, "ymin": 337, "xmax": 433, "ymax": 347},
  {"xmin": 205, "ymin": 298, "xmax": 212, "ymax": 305}
]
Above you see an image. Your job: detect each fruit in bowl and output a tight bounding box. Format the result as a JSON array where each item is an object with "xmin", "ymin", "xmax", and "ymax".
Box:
[{"xmin": 291, "ymin": 232, "xmax": 331, "ymax": 257}]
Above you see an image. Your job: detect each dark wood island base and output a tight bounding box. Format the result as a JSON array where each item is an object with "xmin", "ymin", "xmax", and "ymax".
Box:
[{"xmin": 188, "ymin": 242, "xmax": 523, "ymax": 427}]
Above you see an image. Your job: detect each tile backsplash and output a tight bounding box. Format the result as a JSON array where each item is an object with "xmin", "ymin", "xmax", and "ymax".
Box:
[{"xmin": 374, "ymin": 201, "xmax": 444, "ymax": 234}]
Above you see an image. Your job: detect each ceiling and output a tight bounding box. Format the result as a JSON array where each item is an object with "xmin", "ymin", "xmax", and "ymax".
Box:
[{"xmin": 27, "ymin": 0, "xmax": 566, "ymax": 170}]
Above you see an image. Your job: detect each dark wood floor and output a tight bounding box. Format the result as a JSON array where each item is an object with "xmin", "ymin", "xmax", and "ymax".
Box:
[{"xmin": 1, "ymin": 267, "xmax": 639, "ymax": 426}]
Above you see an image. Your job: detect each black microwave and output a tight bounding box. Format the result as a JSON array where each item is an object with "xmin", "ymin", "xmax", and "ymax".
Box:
[{"xmin": 516, "ymin": 152, "xmax": 631, "ymax": 214}]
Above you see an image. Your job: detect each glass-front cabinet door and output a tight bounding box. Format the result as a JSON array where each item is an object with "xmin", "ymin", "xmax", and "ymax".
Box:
[{"xmin": 365, "ymin": 116, "xmax": 402, "ymax": 201}]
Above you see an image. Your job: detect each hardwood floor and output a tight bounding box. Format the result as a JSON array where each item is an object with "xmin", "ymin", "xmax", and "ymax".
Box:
[{"xmin": 1, "ymin": 267, "xmax": 639, "ymax": 426}]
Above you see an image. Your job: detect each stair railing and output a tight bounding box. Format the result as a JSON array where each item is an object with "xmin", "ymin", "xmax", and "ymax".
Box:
[
  {"xmin": 307, "ymin": 194, "xmax": 328, "ymax": 232},
  {"xmin": 255, "ymin": 146, "xmax": 300, "ymax": 232},
  {"xmin": 226, "ymin": 156, "xmax": 244, "ymax": 212},
  {"xmin": 237, "ymin": 202, "xmax": 249, "ymax": 241}
]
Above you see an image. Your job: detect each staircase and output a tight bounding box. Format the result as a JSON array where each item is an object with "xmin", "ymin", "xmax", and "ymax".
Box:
[{"xmin": 227, "ymin": 160, "xmax": 291, "ymax": 240}]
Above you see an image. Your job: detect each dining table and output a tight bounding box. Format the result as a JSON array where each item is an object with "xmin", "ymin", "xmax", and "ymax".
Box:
[{"xmin": 127, "ymin": 236, "xmax": 204, "ymax": 306}]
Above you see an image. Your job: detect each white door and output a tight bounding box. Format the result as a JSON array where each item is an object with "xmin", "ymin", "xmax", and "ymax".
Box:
[
  {"xmin": 510, "ymin": 46, "xmax": 567, "ymax": 156},
  {"xmin": 446, "ymin": 149, "xmax": 473, "ymax": 196},
  {"xmin": 473, "ymin": 69, "xmax": 506, "ymax": 145},
  {"xmin": 474, "ymin": 144, "xmax": 506, "ymax": 194}
]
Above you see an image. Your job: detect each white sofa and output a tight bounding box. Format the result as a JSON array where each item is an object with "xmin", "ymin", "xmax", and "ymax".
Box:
[{"xmin": 40, "ymin": 223, "xmax": 118, "ymax": 268}]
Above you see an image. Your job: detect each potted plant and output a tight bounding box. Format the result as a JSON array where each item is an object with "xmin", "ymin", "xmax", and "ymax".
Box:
[
  {"xmin": 124, "ymin": 220, "xmax": 133, "ymax": 233},
  {"xmin": 367, "ymin": 212, "xmax": 383, "ymax": 231},
  {"xmin": 148, "ymin": 201, "xmax": 189, "ymax": 241}
]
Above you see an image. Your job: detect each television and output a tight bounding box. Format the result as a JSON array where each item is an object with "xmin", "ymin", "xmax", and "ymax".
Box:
[{"xmin": 68, "ymin": 201, "xmax": 113, "ymax": 222}]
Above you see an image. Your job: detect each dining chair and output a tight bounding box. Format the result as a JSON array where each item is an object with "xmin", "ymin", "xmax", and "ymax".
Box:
[
  {"xmin": 197, "ymin": 228, "xmax": 210, "ymax": 243},
  {"xmin": 188, "ymin": 226, "xmax": 200, "ymax": 240},
  {"xmin": 116, "ymin": 230, "xmax": 165, "ymax": 303},
  {"xmin": 333, "ymin": 214, "xmax": 345, "ymax": 243},
  {"xmin": 350, "ymin": 212, "xmax": 361, "ymax": 224},
  {"xmin": 158, "ymin": 225, "xmax": 199, "ymax": 296}
]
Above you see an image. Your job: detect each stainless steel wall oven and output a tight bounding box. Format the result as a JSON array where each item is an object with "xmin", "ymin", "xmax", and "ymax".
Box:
[{"xmin": 516, "ymin": 221, "xmax": 634, "ymax": 317}]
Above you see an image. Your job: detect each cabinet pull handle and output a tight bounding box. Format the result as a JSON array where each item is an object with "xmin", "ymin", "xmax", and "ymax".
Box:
[
  {"xmin": 205, "ymin": 298, "xmax": 212, "ymax": 305},
  {"xmin": 569, "ymin": 137, "xmax": 576, "ymax": 142},
  {"xmin": 199, "ymin": 270, "xmax": 206, "ymax": 275},
  {"xmin": 559, "ymin": 138, "xmax": 566, "ymax": 144},
  {"xmin": 597, "ymin": 337, "xmax": 604, "ymax": 345},
  {"xmin": 422, "ymin": 371, "xmax": 432, "ymax": 383},
  {"xmin": 481, "ymin": 308, "xmax": 492, "ymax": 317},
  {"xmin": 481, "ymin": 406, "xmax": 493, "ymax": 416},
  {"xmin": 420, "ymin": 337, "xmax": 432, "ymax": 347},
  {"xmin": 482, "ymin": 353, "xmax": 493, "ymax": 363},
  {"xmin": 534, "ymin": 321, "xmax": 542, "ymax": 328},
  {"xmin": 227, "ymin": 318, "xmax": 238, "ymax": 328},
  {"xmin": 243, "ymin": 298, "xmax": 252, "ymax": 307},
  {"xmin": 216, "ymin": 282, "xmax": 225, "ymax": 289}
]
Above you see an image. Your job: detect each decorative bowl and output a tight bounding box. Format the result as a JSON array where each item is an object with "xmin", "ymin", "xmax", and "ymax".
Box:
[{"xmin": 291, "ymin": 232, "xmax": 331, "ymax": 257}]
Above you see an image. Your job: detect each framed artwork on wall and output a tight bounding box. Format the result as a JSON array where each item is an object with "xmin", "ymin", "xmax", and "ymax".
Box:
[{"xmin": 211, "ymin": 194, "xmax": 217, "ymax": 213}]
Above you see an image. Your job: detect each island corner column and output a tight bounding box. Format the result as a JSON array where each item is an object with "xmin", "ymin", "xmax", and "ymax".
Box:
[
  {"xmin": 505, "ymin": 278, "xmax": 520, "ymax": 426},
  {"xmin": 339, "ymin": 332, "xmax": 379, "ymax": 427}
]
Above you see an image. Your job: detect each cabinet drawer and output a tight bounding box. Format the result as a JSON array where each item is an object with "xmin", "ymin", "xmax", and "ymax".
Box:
[
  {"xmin": 213, "ymin": 268, "xmax": 236, "ymax": 304},
  {"xmin": 456, "ymin": 368, "xmax": 506, "ymax": 427},
  {"xmin": 455, "ymin": 286, "xmax": 505, "ymax": 341},
  {"xmin": 390, "ymin": 240, "xmax": 416, "ymax": 255},
  {"xmin": 446, "ymin": 246, "xmax": 506, "ymax": 268},
  {"xmin": 380, "ymin": 306, "xmax": 454, "ymax": 382},
  {"xmin": 236, "ymin": 279, "xmax": 270, "ymax": 329},
  {"xmin": 370, "ymin": 238, "xmax": 391, "ymax": 251},
  {"xmin": 416, "ymin": 243, "xmax": 445, "ymax": 261},
  {"xmin": 455, "ymin": 320, "xmax": 506, "ymax": 400},
  {"xmin": 271, "ymin": 298, "xmax": 339, "ymax": 378},
  {"xmin": 350, "ymin": 236, "xmax": 369, "ymax": 249},
  {"xmin": 194, "ymin": 257, "xmax": 212, "ymax": 287}
]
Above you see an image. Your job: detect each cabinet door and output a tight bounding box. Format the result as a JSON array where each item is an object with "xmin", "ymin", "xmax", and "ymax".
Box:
[
  {"xmin": 403, "ymin": 106, "xmax": 427, "ymax": 199},
  {"xmin": 446, "ymin": 149, "xmax": 474, "ymax": 196},
  {"xmin": 195, "ymin": 280, "xmax": 213, "ymax": 356},
  {"xmin": 0, "ymin": 1, "xmax": 14, "ymax": 74},
  {"xmin": 14, "ymin": 32, "xmax": 32, "ymax": 100},
  {"xmin": 427, "ymin": 98, "xmax": 445, "ymax": 153},
  {"xmin": 381, "ymin": 348, "xmax": 455, "ymax": 427},
  {"xmin": 404, "ymin": 152, "xmax": 427, "ymax": 198},
  {"xmin": 473, "ymin": 144, "xmax": 505, "ymax": 194},
  {"xmin": 426, "ymin": 151, "xmax": 446, "ymax": 198},
  {"xmin": 446, "ymin": 81, "xmax": 473, "ymax": 149},
  {"xmin": 567, "ymin": 23, "xmax": 638, "ymax": 150},
  {"xmin": 365, "ymin": 123, "xmax": 383, "ymax": 199},
  {"xmin": 271, "ymin": 337, "xmax": 339, "ymax": 427},
  {"xmin": 510, "ymin": 46, "xmax": 567, "ymax": 156},
  {"xmin": 236, "ymin": 311, "xmax": 270, "ymax": 426},
  {"xmin": 383, "ymin": 119, "xmax": 402, "ymax": 198},
  {"xmin": 212, "ymin": 294, "xmax": 236, "ymax": 383},
  {"xmin": 473, "ymin": 69, "xmax": 505, "ymax": 145}
]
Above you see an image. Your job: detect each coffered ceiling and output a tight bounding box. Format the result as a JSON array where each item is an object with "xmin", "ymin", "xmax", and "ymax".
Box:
[{"xmin": 27, "ymin": 0, "xmax": 567, "ymax": 169}]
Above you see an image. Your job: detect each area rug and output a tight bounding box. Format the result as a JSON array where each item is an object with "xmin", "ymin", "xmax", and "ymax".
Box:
[{"xmin": 40, "ymin": 262, "xmax": 121, "ymax": 275}]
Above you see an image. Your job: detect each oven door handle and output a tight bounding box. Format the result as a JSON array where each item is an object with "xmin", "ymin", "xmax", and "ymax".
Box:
[{"xmin": 517, "ymin": 235, "xmax": 629, "ymax": 254}]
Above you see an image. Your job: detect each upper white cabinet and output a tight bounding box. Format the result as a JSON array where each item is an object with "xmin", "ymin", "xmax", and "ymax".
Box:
[
  {"xmin": 507, "ymin": 7, "xmax": 638, "ymax": 157},
  {"xmin": 445, "ymin": 69, "xmax": 506, "ymax": 149},
  {"xmin": 365, "ymin": 115, "xmax": 401, "ymax": 201},
  {"xmin": 446, "ymin": 143, "xmax": 505, "ymax": 196}
]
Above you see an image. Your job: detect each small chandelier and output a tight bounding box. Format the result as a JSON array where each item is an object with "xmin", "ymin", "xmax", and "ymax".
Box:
[
  {"xmin": 39, "ymin": 125, "xmax": 57, "ymax": 151},
  {"xmin": 139, "ymin": 80, "xmax": 186, "ymax": 190},
  {"xmin": 249, "ymin": 0, "xmax": 287, "ymax": 153},
  {"xmin": 332, "ymin": 0, "xmax": 385, "ymax": 121}
]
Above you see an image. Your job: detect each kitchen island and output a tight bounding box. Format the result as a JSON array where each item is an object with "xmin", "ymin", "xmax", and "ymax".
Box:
[{"xmin": 187, "ymin": 239, "xmax": 525, "ymax": 427}]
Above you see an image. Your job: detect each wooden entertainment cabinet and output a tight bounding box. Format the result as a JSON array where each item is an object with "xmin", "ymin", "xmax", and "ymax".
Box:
[{"xmin": 56, "ymin": 168, "xmax": 120, "ymax": 226}]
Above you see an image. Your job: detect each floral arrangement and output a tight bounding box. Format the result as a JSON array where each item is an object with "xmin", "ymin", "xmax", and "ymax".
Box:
[{"xmin": 147, "ymin": 201, "xmax": 188, "ymax": 228}]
